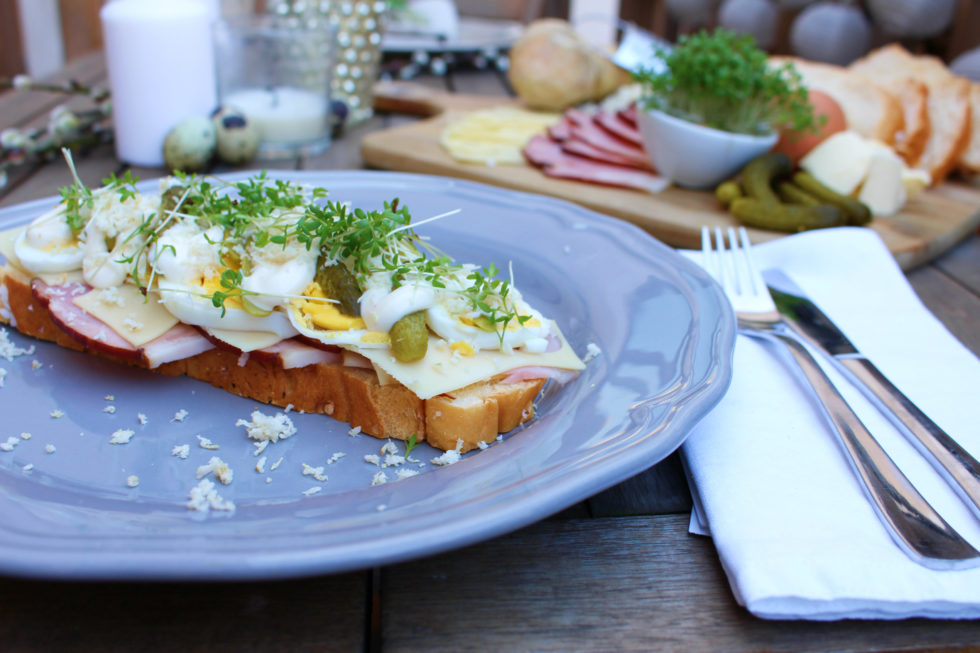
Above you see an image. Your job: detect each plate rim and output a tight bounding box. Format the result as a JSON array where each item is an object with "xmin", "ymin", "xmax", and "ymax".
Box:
[{"xmin": 0, "ymin": 170, "xmax": 734, "ymax": 580}]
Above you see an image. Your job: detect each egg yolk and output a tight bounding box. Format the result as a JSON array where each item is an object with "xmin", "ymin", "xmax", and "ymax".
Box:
[
  {"xmin": 203, "ymin": 275, "xmax": 243, "ymax": 310},
  {"xmin": 301, "ymin": 282, "xmax": 366, "ymax": 331}
]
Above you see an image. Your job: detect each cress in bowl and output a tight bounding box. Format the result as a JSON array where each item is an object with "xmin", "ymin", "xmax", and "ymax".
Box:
[{"xmin": 633, "ymin": 28, "xmax": 818, "ymax": 189}]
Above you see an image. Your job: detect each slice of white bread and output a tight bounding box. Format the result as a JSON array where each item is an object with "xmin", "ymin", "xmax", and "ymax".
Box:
[
  {"xmin": 771, "ymin": 56, "xmax": 904, "ymax": 145},
  {"xmin": 880, "ymin": 77, "xmax": 930, "ymax": 165},
  {"xmin": 849, "ymin": 44, "xmax": 972, "ymax": 184},
  {"xmin": 960, "ymin": 83, "xmax": 980, "ymax": 175},
  {"xmin": 0, "ymin": 263, "xmax": 546, "ymax": 453}
]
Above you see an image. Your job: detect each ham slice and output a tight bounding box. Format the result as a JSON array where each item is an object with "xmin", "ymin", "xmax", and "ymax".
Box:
[
  {"xmin": 619, "ymin": 105, "xmax": 638, "ymax": 127},
  {"xmin": 523, "ymin": 135, "xmax": 669, "ymax": 194},
  {"xmin": 548, "ymin": 119, "xmax": 572, "ymax": 142},
  {"xmin": 562, "ymin": 137, "xmax": 647, "ymax": 168},
  {"xmin": 255, "ymin": 339, "xmax": 342, "ymax": 369},
  {"xmin": 141, "ymin": 324, "xmax": 214, "ymax": 368},
  {"xmin": 500, "ymin": 365, "xmax": 579, "ymax": 386},
  {"xmin": 564, "ymin": 108, "xmax": 653, "ymax": 170},
  {"xmin": 32, "ymin": 280, "xmax": 141, "ymax": 360},
  {"xmin": 595, "ymin": 110, "xmax": 644, "ymax": 147}
]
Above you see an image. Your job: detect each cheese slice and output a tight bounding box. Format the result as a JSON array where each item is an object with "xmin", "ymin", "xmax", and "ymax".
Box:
[
  {"xmin": 858, "ymin": 152, "xmax": 906, "ymax": 216},
  {"xmin": 205, "ymin": 328, "xmax": 282, "ymax": 352},
  {"xmin": 73, "ymin": 285, "xmax": 178, "ymax": 347},
  {"xmin": 344, "ymin": 324, "xmax": 585, "ymax": 400},
  {"xmin": 799, "ymin": 131, "xmax": 874, "ymax": 195}
]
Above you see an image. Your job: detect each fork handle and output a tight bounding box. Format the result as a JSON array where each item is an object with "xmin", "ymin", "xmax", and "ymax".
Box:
[{"xmin": 769, "ymin": 332, "xmax": 980, "ymax": 568}]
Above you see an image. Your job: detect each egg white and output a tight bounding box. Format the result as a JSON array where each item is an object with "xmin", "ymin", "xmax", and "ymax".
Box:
[
  {"xmin": 150, "ymin": 221, "xmax": 300, "ymax": 338},
  {"xmin": 13, "ymin": 208, "xmax": 84, "ymax": 274},
  {"xmin": 426, "ymin": 300, "xmax": 552, "ymax": 352}
]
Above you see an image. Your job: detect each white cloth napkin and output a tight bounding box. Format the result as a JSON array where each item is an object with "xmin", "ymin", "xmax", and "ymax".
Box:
[{"xmin": 679, "ymin": 226, "xmax": 980, "ymax": 620}]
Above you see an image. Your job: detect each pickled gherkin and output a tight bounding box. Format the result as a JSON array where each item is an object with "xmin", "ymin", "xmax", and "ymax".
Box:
[
  {"xmin": 314, "ymin": 256, "xmax": 361, "ymax": 317},
  {"xmin": 389, "ymin": 311, "xmax": 428, "ymax": 362}
]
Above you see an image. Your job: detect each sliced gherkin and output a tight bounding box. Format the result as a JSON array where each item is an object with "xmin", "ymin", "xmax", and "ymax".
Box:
[
  {"xmin": 314, "ymin": 253, "xmax": 361, "ymax": 317},
  {"xmin": 389, "ymin": 311, "xmax": 428, "ymax": 362}
]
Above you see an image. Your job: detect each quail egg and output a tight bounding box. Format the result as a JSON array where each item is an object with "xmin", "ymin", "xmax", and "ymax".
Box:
[
  {"xmin": 211, "ymin": 106, "xmax": 260, "ymax": 165},
  {"xmin": 163, "ymin": 117, "xmax": 216, "ymax": 172}
]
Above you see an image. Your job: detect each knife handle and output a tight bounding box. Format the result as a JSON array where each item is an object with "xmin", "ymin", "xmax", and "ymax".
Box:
[
  {"xmin": 839, "ymin": 356, "xmax": 980, "ymax": 519},
  {"xmin": 768, "ymin": 332, "xmax": 980, "ymax": 568}
]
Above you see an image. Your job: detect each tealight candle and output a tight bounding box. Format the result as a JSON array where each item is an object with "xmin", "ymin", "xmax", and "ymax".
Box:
[
  {"xmin": 213, "ymin": 15, "xmax": 337, "ymax": 158},
  {"xmin": 100, "ymin": 0, "xmax": 217, "ymax": 166},
  {"xmin": 222, "ymin": 87, "xmax": 328, "ymax": 146}
]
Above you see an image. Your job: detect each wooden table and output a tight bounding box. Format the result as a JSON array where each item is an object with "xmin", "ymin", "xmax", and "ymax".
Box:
[{"xmin": 2, "ymin": 52, "xmax": 980, "ymax": 652}]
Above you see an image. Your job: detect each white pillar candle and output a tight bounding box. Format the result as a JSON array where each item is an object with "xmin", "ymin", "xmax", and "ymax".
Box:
[
  {"xmin": 222, "ymin": 87, "xmax": 328, "ymax": 145},
  {"xmin": 100, "ymin": 0, "xmax": 217, "ymax": 166}
]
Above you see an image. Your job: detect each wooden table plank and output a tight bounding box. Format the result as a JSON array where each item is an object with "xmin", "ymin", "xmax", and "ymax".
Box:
[
  {"xmin": 382, "ymin": 514, "xmax": 980, "ymax": 652},
  {"xmin": 0, "ymin": 573, "xmax": 368, "ymax": 653},
  {"xmin": 0, "ymin": 51, "xmax": 107, "ymax": 129}
]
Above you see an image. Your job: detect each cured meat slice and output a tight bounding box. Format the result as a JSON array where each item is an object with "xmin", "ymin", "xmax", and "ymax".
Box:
[
  {"xmin": 619, "ymin": 105, "xmax": 638, "ymax": 127},
  {"xmin": 32, "ymin": 280, "xmax": 140, "ymax": 360},
  {"xmin": 562, "ymin": 137, "xmax": 646, "ymax": 168},
  {"xmin": 595, "ymin": 109, "xmax": 644, "ymax": 147},
  {"xmin": 500, "ymin": 365, "xmax": 579, "ymax": 385},
  {"xmin": 548, "ymin": 118, "xmax": 572, "ymax": 142},
  {"xmin": 255, "ymin": 339, "xmax": 342, "ymax": 369},
  {"xmin": 141, "ymin": 325, "xmax": 214, "ymax": 368},
  {"xmin": 564, "ymin": 108, "xmax": 653, "ymax": 170},
  {"xmin": 523, "ymin": 135, "xmax": 669, "ymax": 194}
]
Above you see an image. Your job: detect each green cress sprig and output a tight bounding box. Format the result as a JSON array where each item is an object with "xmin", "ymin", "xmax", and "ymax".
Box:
[
  {"xmin": 54, "ymin": 167, "xmax": 532, "ymax": 340},
  {"xmin": 634, "ymin": 28, "xmax": 817, "ymax": 136}
]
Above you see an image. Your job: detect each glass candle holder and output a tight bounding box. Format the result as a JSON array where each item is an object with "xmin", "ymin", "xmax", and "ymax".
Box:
[
  {"xmin": 213, "ymin": 15, "xmax": 337, "ymax": 159},
  {"xmin": 265, "ymin": 0, "xmax": 389, "ymax": 128}
]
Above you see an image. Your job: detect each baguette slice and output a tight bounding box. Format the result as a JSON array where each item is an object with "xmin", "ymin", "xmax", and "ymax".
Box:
[
  {"xmin": 959, "ymin": 83, "xmax": 980, "ymax": 175},
  {"xmin": 850, "ymin": 44, "xmax": 972, "ymax": 184},
  {"xmin": 771, "ymin": 56, "xmax": 903, "ymax": 145},
  {"xmin": 0, "ymin": 262, "xmax": 551, "ymax": 453}
]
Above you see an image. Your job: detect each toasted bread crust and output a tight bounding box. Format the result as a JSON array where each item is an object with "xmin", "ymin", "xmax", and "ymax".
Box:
[
  {"xmin": 773, "ymin": 56, "xmax": 904, "ymax": 145},
  {"xmin": 0, "ymin": 266, "xmax": 546, "ymax": 451},
  {"xmin": 850, "ymin": 44, "xmax": 973, "ymax": 184}
]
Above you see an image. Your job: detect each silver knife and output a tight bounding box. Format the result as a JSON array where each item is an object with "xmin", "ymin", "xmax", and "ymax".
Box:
[{"xmin": 764, "ymin": 268, "xmax": 980, "ymax": 520}]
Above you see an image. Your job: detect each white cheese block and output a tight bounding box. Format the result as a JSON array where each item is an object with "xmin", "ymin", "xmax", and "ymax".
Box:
[
  {"xmin": 858, "ymin": 153, "xmax": 907, "ymax": 217},
  {"xmin": 73, "ymin": 285, "xmax": 178, "ymax": 347},
  {"xmin": 345, "ymin": 324, "xmax": 585, "ymax": 400},
  {"xmin": 799, "ymin": 131, "xmax": 873, "ymax": 196},
  {"xmin": 205, "ymin": 328, "xmax": 282, "ymax": 352}
]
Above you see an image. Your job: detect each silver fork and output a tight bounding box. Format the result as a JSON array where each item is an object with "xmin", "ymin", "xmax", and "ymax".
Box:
[{"xmin": 701, "ymin": 226, "xmax": 979, "ymax": 570}]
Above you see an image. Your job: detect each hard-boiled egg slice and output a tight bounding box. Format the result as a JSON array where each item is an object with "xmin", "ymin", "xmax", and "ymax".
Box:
[{"xmin": 13, "ymin": 208, "xmax": 83, "ymax": 274}]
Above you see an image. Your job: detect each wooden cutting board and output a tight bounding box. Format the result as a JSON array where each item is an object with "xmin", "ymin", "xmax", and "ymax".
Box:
[{"xmin": 363, "ymin": 82, "xmax": 980, "ymax": 270}]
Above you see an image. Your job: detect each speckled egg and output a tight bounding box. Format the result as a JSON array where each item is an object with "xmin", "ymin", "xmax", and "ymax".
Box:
[
  {"xmin": 211, "ymin": 106, "xmax": 260, "ymax": 165},
  {"xmin": 163, "ymin": 117, "xmax": 216, "ymax": 172}
]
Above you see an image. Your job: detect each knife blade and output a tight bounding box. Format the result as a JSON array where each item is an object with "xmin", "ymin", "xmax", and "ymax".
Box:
[{"xmin": 763, "ymin": 268, "xmax": 980, "ymax": 519}]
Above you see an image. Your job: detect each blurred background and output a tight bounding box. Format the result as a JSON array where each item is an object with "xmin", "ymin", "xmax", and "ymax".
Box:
[{"xmin": 3, "ymin": 0, "xmax": 980, "ymax": 82}]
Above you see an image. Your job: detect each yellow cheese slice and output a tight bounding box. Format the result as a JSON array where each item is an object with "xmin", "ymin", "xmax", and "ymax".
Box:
[
  {"xmin": 73, "ymin": 285, "xmax": 178, "ymax": 347},
  {"xmin": 441, "ymin": 106, "xmax": 561, "ymax": 165},
  {"xmin": 344, "ymin": 323, "xmax": 585, "ymax": 400},
  {"xmin": 204, "ymin": 328, "xmax": 282, "ymax": 352}
]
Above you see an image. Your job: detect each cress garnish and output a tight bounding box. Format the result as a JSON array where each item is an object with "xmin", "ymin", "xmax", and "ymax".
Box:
[
  {"xmin": 54, "ymin": 166, "xmax": 533, "ymax": 345},
  {"xmin": 633, "ymin": 28, "xmax": 818, "ymax": 137}
]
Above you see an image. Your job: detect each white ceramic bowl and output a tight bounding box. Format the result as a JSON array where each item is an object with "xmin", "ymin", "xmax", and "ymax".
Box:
[{"xmin": 637, "ymin": 108, "xmax": 778, "ymax": 189}]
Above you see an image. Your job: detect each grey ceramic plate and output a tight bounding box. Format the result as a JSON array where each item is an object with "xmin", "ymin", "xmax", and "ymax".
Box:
[{"xmin": 0, "ymin": 171, "xmax": 734, "ymax": 580}]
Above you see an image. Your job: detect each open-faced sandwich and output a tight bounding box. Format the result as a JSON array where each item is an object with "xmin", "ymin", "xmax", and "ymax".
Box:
[{"xmin": 0, "ymin": 159, "xmax": 585, "ymax": 452}]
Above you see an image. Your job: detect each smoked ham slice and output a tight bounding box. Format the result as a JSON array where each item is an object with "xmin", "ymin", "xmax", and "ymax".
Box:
[
  {"xmin": 564, "ymin": 108, "xmax": 653, "ymax": 170},
  {"xmin": 32, "ymin": 280, "xmax": 141, "ymax": 360},
  {"xmin": 141, "ymin": 325, "xmax": 214, "ymax": 369},
  {"xmin": 523, "ymin": 135, "xmax": 669, "ymax": 194}
]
